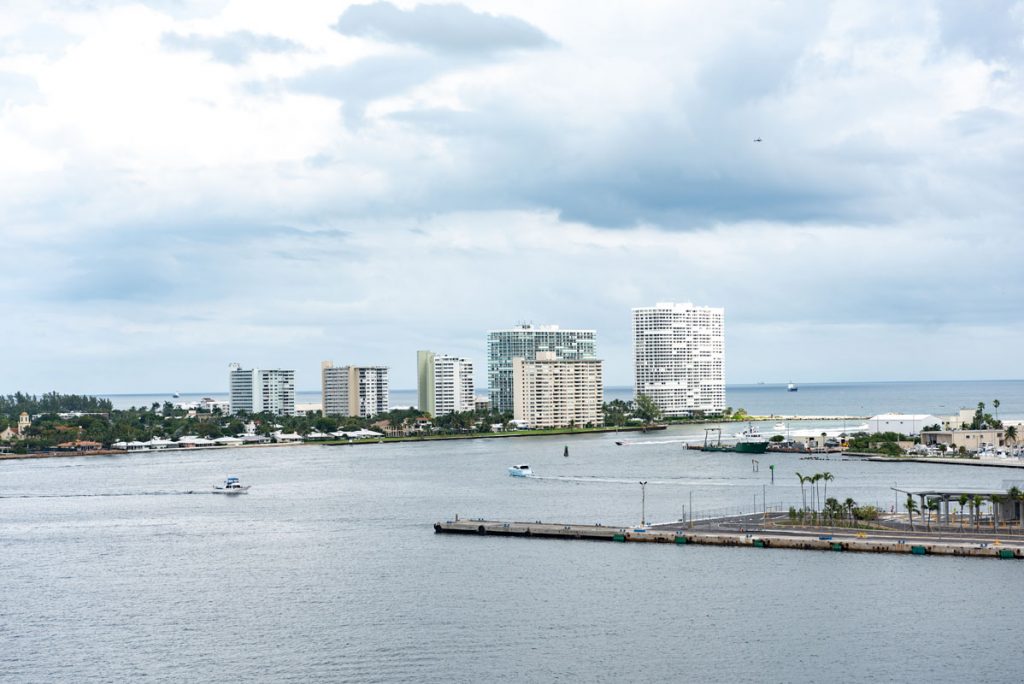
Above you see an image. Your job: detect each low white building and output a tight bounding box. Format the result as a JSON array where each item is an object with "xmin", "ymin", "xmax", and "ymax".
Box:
[{"xmin": 868, "ymin": 413, "xmax": 942, "ymax": 435}]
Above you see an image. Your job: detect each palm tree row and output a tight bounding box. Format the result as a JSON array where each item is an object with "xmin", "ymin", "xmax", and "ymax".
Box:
[{"xmin": 794, "ymin": 471, "xmax": 835, "ymax": 524}]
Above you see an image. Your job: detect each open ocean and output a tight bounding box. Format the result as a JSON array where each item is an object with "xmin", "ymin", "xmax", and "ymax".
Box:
[{"xmin": 106, "ymin": 379, "xmax": 1024, "ymax": 418}]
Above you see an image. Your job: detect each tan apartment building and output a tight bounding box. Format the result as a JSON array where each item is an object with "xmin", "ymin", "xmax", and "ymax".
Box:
[{"xmin": 512, "ymin": 352, "xmax": 603, "ymax": 429}]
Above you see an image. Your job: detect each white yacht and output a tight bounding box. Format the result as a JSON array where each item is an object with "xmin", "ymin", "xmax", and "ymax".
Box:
[
  {"xmin": 787, "ymin": 383, "xmax": 798, "ymax": 392},
  {"xmin": 508, "ymin": 464, "xmax": 533, "ymax": 478},
  {"xmin": 213, "ymin": 476, "xmax": 250, "ymax": 494}
]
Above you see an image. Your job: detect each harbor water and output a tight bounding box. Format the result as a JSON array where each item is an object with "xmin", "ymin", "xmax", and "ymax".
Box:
[{"xmin": 3, "ymin": 426, "xmax": 1024, "ymax": 682}]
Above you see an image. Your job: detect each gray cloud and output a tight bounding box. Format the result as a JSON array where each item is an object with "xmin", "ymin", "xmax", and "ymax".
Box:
[
  {"xmin": 333, "ymin": 1, "xmax": 554, "ymax": 54},
  {"xmin": 161, "ymin": 30, "xmax": 301, "ymax": 65},
  {"xmin": 935, "ymin": 0, "xmax": 1024, "ymax": 62}
]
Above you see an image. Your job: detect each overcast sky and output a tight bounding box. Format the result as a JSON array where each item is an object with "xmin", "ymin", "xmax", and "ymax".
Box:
[{"xmin": 2, "ymin": 0, "xmax": 1022, "ymax": 393}]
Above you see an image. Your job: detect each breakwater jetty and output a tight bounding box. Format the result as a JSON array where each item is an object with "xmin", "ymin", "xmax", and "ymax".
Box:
[{"xmin": 434, "ymin": 519, "xmax": 1023, "ymax": 559}]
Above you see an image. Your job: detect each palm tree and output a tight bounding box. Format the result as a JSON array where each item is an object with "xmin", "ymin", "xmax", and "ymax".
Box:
[
  {"xmin": 926, "ymin": 500, "xmax": 939, "ymax": 532},
  {"xmin": 822, "ymin": 472, "xmax": 834, "ymax": 509},
  {"xmin": 810, "ymin": 473, "xmax": 822, "ymax": 519},
  {"xmin": 1005, "ymin": 425, "xmax": 1018, "ymax": 447},
  {"xmin": 796, "ymin": 472, "xmax": 807, "ymax": 519},
  {"xmin": 1009, "ymin": 486, "xmax": 1023, "ymax": 529},
  {"xmin": 991, "ymin": 494, "xmax": 1003, "ymax": 530},
  {"xmin": 993, "ymin": 399, "xmax": 1000, "ymax": 422},
  {"xmin": 844, "ymin": 497, "xmax": 857, "ymax": 526},
  {"xmin": 958, "ymin": 494, "xmax": 969, "ymax": 532},
  {"xmin": 905, "ymin": 494, "xmax": 919, "ymax": 531},
  {"xmin": 972, "ymin": 495, "xmax": 984, "ymax": 532}
]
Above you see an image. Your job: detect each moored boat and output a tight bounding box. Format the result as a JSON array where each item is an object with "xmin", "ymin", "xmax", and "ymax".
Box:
[{"xmin": 508, "ymin": 464, "xmax": 532, "ymax": 477}]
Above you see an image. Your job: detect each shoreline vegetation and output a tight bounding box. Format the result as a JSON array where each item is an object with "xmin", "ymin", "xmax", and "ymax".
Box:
[{"xmin": 0, "ymin": 390, "xmax": 865, "ymax": 460}]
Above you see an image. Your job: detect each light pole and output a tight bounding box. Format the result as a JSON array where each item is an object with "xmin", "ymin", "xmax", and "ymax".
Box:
[{"xmin": 640, "ymin": 481, "xmax": 648, "ymax": 526}]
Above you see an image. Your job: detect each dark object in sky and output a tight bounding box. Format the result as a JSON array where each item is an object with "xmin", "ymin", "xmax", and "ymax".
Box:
[{"xmin": 754, "ymin": 137, "xmax": 762, "ymax": 142}]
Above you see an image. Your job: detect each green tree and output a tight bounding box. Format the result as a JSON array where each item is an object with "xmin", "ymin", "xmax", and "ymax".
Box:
[
  {"xmin": 633, "ymin": 394, "xmax": 663, "ymax": 425},
  {"xmin": 958, "ymin": 494, "xmax": 969, "ymax": 532},
  {"xmin": 844, "ymin": 497, "xmax": 857, "ymax": 526},
  {"xmin": 905, "ymin": 494, "xmax": 919, "ymax": 531},
  {"xmin": 795, "ymin": 472, "xmax": 807, "ymax": 520},
  {"xmin": 822, "ymin": 472, "xmax": 834, "ymax": 508},
  {"xmin": 1009, "ymin": 486, "xmax": 1024, "ymax": 529},
  {"xmin": 926, "ymin": 499, "xmax": 939, "ymax": 532}
]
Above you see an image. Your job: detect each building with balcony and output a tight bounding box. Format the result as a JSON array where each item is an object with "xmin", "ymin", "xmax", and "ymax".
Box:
[
  {"xmin": 321, "ymin": 362, "xmax": 389, "ymax": 418},
  {"xmin": 512, "ymin": 352, "xmax": 603, "ymax": 429},
  {"xmin": 632, "ymin": 302, "xmax": 725, "ymax": 416},
  {"xmin": 488, "ymin": 324, "xmax": 596, "ymax": 414}
]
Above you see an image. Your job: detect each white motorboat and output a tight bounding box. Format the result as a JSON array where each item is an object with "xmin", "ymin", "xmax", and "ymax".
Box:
[
  {"xmin": 508, "ymin": 464, "xmax": 532, "ymax": 478},
  {"xmin": 787, "ymin": 383, "xmax": 798, "ymax": 392},
  {"xmin": 773, "ymin": 422, "xmax": 787, "ymax": 431},
  {"xmin": 213, "ymin": 476, "xmax": 250, "ymax": 494}
]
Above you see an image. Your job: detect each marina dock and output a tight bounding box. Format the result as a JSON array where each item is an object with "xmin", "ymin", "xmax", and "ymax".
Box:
[{"xmin": 434, "ymin": 519, "xmax": 1024, "ymax": 559}]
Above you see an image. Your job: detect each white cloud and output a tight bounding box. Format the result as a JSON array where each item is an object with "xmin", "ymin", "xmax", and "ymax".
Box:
[{"xmin": 0, "ymin": 1, "xmax": 1022, "ymax": 393}]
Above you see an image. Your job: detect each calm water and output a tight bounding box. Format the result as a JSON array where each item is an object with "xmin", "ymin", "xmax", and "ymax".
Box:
[{"xmin": 3, "ymin": 430, "xmax": 1024, "ymax": 682}]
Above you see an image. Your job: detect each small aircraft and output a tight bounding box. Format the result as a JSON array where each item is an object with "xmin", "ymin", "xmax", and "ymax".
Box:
[{"xmin": 754, "ymin": 137, "xmax": 762, "ymax": 142}]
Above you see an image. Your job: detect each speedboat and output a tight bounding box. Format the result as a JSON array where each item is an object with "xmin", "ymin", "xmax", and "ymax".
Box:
[
  {"xmin": 508, "ymin": 464, "xmax": 532, "ymax": 477},
  {"xmin": 213, "ymin": 476, "xmax": 250, "ymax": 494},
  {"xmin": 787, "ymin": 383, "xmax": 798, "ymax": 392}
]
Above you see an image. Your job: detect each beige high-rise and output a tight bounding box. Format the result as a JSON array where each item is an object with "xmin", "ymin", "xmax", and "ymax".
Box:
[{"xmin": 512, "ymin": 352, "xmax": 604, "ymax": 429}]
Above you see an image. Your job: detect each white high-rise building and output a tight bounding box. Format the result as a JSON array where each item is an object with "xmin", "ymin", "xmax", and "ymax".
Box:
[
  {"xmin": 417, "ymin": 351, "xmax": 475, "ymax": 417},
  {"xmin": 632, "ymin": 302, "xmax": 725, "ymax": 416},
  {"xmin": 228, "ymin": 363, "xmax": 295, "ymax": 415},
  {"xmin": 321, "ymin": 362, "xmax": 389, "ymax": 418},
  {"xmin": 487, "ymin": 324, "xmax": 597, "ymax": 414},
  {"xmin": 512, "ymin": 352, "xmax": 604, "ymax": 429}
]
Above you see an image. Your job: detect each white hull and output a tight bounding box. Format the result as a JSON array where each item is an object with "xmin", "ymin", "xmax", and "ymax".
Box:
[{"xmin": 213, "ymin": 486, "xmax": 250, "ymax": 494}]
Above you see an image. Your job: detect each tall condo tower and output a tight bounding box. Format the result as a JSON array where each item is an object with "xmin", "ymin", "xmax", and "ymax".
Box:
[
  {"xmin": 632, "ymin": 302, "xmax": 725, "ymax": 416},
  {"xmin": 228, "ymin": 363, "xmax": 296, "ymax": 415},
  {"xmin": 417, "ymin": 351, "xmax": 475, "ymax": 417},
  {"xmin": 321, "ymin": 362, "xmax": 389, "ymax": 418},
  {"xmin": 487, "ymin": 324, "xmax": 597, "ymax": 414}
]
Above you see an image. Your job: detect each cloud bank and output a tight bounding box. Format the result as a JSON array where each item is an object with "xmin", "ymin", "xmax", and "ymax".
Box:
[{"xmin": 0, "ymin": 1, "xmax": 1022, "ymax": 393}]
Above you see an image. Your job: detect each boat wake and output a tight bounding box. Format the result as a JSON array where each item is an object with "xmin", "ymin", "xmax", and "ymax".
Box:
[
  {"xmin": 0, "ymin": 490, "xmax": 217, "ymax": 499},
  {"xmin": 615, "ymin": 438, "xmax": 701, "ymax": 447},
  {"xmin": 527, "ymin": 475, "xmax": 746, "ymax": 486}
]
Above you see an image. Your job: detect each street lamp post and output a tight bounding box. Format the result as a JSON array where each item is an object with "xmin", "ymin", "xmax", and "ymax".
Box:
[{"xmin": 640, "ymin": 481, "xmax": 648, "ymax": 526}]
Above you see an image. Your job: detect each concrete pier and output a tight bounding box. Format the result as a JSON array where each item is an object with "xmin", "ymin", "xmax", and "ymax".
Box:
[{"xmin": 434, "ymin": 519, "xmax": 1023, "ymax": 559}]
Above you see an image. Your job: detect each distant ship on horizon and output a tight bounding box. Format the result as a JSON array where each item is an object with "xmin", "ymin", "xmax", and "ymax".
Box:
[{"xmin": 787, "ymin": 383, "xmax": 798, "ymax": 392}]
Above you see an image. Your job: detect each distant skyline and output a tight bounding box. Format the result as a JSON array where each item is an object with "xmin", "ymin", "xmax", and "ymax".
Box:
[{"xmin": 2, "ymin": 1, "xmax": 1023, "ymax": 393}]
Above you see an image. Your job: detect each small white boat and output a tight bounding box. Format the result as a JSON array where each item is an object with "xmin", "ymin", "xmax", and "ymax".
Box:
[
  {"xmin": 787, "ymin": 383, "xmax": 798, "ymax": 392},
  {"xmin": 213, "ymin": 476, "xmax": 250, "ymax": 494},
  {"xmin": 773, "ymin": 422, "xmax": 787, "ymax": 431},
  {"xmin": 508, "ymin": 464, "xmax": 532, "ymax": 477}
]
